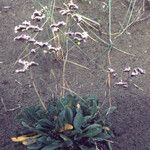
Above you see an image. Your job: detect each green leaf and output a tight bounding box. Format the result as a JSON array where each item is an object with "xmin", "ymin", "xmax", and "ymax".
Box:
[
  {"xmin": 79, "ymin": 145, "xmax": 95, "ymax": 150},
  {"xmin": 21, "ymin": 121, "xmax": 31, "ymax": 128},
  {"xmin": 79, "ymin": 145, "xmax": 89, "ymax": 150},
  {"xmin": 73, "ymin": 109, "xmax": 84, "ymax": 130},
  {"xmin": 35, "ymin": 124, "xmax": 48, "ymax": 132},
  {"xmin": 41, "ymin": 142, "xmax": 62, "ymax": 150},
  {"xmin": 60, "ymin": 134, "xmax": 73, "ymax": 147},
  {"xmin": 22, "ymin": 138, "xmax": 37, "ymax": 146},
  {"xmin": 91, "ymin": 100, "xmax": 98, "ymax": 116},
  {"xmin": 83, "ymin": 124, "xmax": 102, "ymax": 137},
  {"xmin": 107, "ymin": 141, "xmax": 112, "ymax": 150},
  {"xmin": 104, "ymin": 106, "xmax": 116, "ymax": 116},
  {"xmin": 37, "ymin": 119, "xmax": 53, "ymax": 128},
  {"xmin": 94, "ymin": 132, "xmax": 112, "ymax": 141},
  {"xmin": 60, "ymin": 134, "xmax": 71, "ymax": 141},
  {"xmin": 64, "ymin": 107, "xmax": 73, "ymax": 123},
  {"xmin": 56, "ymin": 112, "xmax": 65, "ymax": 129},
  {"xmin": 37, "ymin": 136, "xmax": 50, "ymax": 144},
  {"xmin": 27, "ymin": 143, "xmax": 43, "ymax": 149},
  {"xmin": 62, "ymin": 95, "xmax": 78, "ymax": 107}
]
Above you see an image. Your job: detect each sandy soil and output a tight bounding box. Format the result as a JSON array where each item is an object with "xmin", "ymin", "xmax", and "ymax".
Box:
[{"xmin": 0, "ymin": 0, "xmax": 150, "ymax": 150}]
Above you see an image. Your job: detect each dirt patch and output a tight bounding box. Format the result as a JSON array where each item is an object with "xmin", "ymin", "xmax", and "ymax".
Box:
[{"xmin": 0, "ymin": 0, "xmax": 150, "ymax": 150}]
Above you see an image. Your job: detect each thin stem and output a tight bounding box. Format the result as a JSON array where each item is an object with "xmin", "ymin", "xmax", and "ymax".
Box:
[{"xmin": 108, "ymin": 0, "xmax": 112, "ymax": 45}]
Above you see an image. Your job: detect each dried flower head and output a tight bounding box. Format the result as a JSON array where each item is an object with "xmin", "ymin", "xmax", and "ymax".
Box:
[
  {"xmin": 50, "ymin": 21, "xmax": 66, "ymax": 28},
  {"xmin": 123, "ymin": 66, "xmax": 131, "ymax": 72},
  {"xmin": 131, "ymin": 67, "xmax": 145, "ymax": 77},
  {"xmin": 34, "ymin": 41, "xmax": 48, "ymax": 47},
  {"xmin": 16, "ymin": 59, "xmax": 38, "ymax": 73},
  {"xmin": 22, "ymin": 20, "xmax": 31, "ymax": 26},
  {"xmin": 136, "ymin": 67, "xmax": 145, "ymax": 74},
  {"xmin": 108, "ymin": 68, "xmax": 115, "ymax": 73},
  {"xmin": 48, "ymin": 45, "xmax": 61, "ymax": 52},
  {"xmin": 15, "ymin": 20, "xmax": 43, "ymax": 33},
  {"xmin": 68, "ymin": 0, "xmax": 79, "ymax": 10},
  {"xmin": 28, "ymin": 38, "xmax": 36, "ymax": 43},
  {"xmin": 65, "ymin": 32, "xmax": 74, "ymax": 36},
  {"xmin": 14, "ymin": 34, "xmax": 30, "ymax": 41},
  {"xmin": 31, "ymin": 49, "xmax": 36, "ymax": 53},
  {"xmin": 14, "ymin": 25, "xmax": 27, "ymax": 33},
  {"xmin": 50, "ymin": 21, "xmax": 66, "ymax": 33},
  {"xmin": 72, "ymin": 14, "xmax": 82, "ymax": 22},
  {"xmin": 75, "ymin": 31, "xmax": 88, "ymax": 40},
  {"xmin": 131, "ymin": 69, "xmax": 139, "ymax": 77},
  {"xmin": 31, "ymin": 9, "xmax": 46, "ymax": 21},
  {"xmin": 115, "ymin": 80, "xmax": 128, "ymax": 88},
  {"xmin": 66, "ymin": 31, "xmax": 88, "ymax": 42},
  {"xmin": 59, "ymin": 9, "xmax": 72, "ymax": 16},
  {"xmin": 26, "ymin": 25, "xmax": 43, "ymax": 32}
]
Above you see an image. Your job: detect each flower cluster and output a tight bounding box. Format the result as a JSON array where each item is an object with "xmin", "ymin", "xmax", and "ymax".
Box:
[
  {"xmin": 31, "ymin": 8, "xmax": 46, "ymax": 21},
  {"xmin": 66, "ymin": 31, "xmax": 89, "ymax": 42},
  {"xmin": 59, "ymin": 0, "xmax": 78, "ymax": 16},
  {"xmin": 14, "ymin": 20, "xmax": 43, "ymax": 33},
  {"xmin": 50, "ymin": 21, "xmax": 66, "ymax": 33},
  {"xmin": 14, "ymin": 0, "xmax": 91, "ymax": 72},
  {"xmin": 15, "ymin": 59, "xmax": 38, "ymax": 73},
  {"xmin": 108, "ymin": 67, "xmax": 146, "ymax": 88}
]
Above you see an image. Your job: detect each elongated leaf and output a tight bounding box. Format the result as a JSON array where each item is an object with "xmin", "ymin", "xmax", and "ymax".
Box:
[
  {"xmin": 60, "ymin": 134, "xmax": 73, "ymax": 147},
  {"xmin": 60, "ymin": 95, "xmax": 78, "ymax": 108},
  {"xmin": 94, "ymin": 132, "xmax": 112, "ymax": 141},
  {"xmin": 107, "ymin": 141, "xmax": 112, "ymax": 150},
  {"xmin": 106, "ymin": 106, "xmax": 116, "ymax": 115},
  {"xmin": 83, "ymin": 124, "xmax": 102, "ymax": 137},
  {"xmin": 79, "ymin": 145, "xmax": 95, "ymax": 150},
  {"xmin": 37, "ymin": 119, "xmax": 53, "ymax": 128},
  {"xmin": 104, "ymin": 106, "xmax": 116, "ymax": 116},
  {"xmin": 73, "ymin": 109, "xmax": 84, "ymax": 130},
  {"xmin": 37, "ymin": 136, "xmax": 50, "ymax": 144},
  {"xmin": 35, "ymin": 124, "xmax": 49, "ymax": 132},
  {"xmin": 79, "ymin": 145, "xmax": 89, "ymax": 150},
  {"xmin": 91, "ymin": 100, "xmax": 98, "ymax": 116},
  {"xmin": 41, "ymin": 142, "xmax": 62, "ymax": 150},
  {"xmin": 27, "ymin": 143, "xmax": 43, "ymax": 149},
  {"xmin": 22, "ymin": 121, "xmax": 31, "ymax": 128},
  {"xmin": 22, "ymin": 138, "xmax": 37, "ymax": 145},
  {"xmin": 64, "ymin": 107, "xmax": 73, "ymax": 123}
]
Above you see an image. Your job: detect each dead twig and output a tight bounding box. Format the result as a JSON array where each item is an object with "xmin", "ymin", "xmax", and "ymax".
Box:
[{"xmin": 1, "ymin": 97, "xmax": 21, "ymax": 113}]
